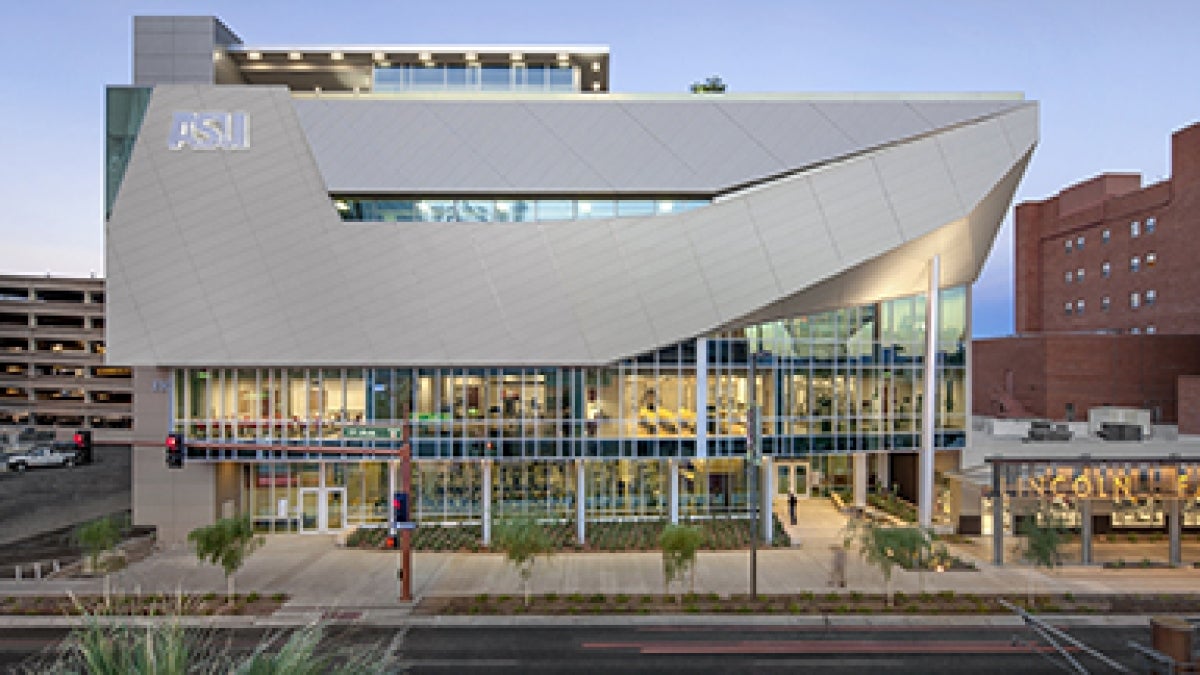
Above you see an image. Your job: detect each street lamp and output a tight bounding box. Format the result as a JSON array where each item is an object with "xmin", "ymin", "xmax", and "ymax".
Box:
[{"xmin": 747, "ymin": 349, "xmax": 769, "ymax": 598}]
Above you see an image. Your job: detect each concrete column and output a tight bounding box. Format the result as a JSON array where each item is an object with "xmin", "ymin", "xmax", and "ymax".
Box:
[
  {"xmin": 1169, "ymin": 497, "xmax": 1182, "ymax": 567},
  {"xmin": 853, "ymin": 452, "xmax": 868, "ymax": 509},
  {"xmin": 482, "ymin": 459, "xmax": 492, "ymax": 546},
  {"xmin": 576, "ymin": 460, "xmax": 586, "ymax": 545},
  {"xmin": 1080, "ymin": 498, "xmax": 1093, "ymax": 565},
  {"xmin": 761, "ymin": 457, "xmax": 773, "ymax": 541},
  {"xmin": 669, "ymin": 459, "xmax": 679, "ymax": 524},
  {"xmin": 876, "ymin": 452, "xmax": 890, "ymax": 493},
  {"xmin": 920, "ymin": 255, "xmax": 940, "ymax": 529},
  {"xmin": 992, "ymin": 464, "xmax": 1004, "ymax": 566},
  {"xmin": 696, "ymin": 338, "xmax": 708, "ymax": 459}
]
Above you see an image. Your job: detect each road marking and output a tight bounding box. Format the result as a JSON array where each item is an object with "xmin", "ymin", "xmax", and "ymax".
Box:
[
  {"xmin": 394, "ymin": 659, "xmax": 520, "ymax": 667},
  {"xmin": 585, "ymin": 640, "xmax": 1080, "ymax": 655},
  {"xmin": 752, "ymin": 658, "xmax": 906, "ymax": 667}
]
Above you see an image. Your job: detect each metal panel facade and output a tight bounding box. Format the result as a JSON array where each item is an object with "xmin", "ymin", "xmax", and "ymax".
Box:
[{"xmin": 106, "ymin": 87, "xmax": 1037, "ymax": 367}]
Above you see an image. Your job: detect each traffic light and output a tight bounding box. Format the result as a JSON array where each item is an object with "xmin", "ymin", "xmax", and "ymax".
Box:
[
  {"xmin": 73, "ymin": 430, "xmax": 93, "ymax": 465},
  {"xmin": 165, "ymin": 433, "xmax": 185, "ymax": 469}
]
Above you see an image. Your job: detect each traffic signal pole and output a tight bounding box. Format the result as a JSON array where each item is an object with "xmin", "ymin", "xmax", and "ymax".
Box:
[{"xmin": 400, "ymin": 422, "xmax": 412, "ymax": 603}]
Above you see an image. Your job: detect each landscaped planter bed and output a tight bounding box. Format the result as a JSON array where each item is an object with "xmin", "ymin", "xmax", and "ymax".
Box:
[
  {"xmin": 0, "ymin": 593, "xmax": 288, "ymax": 617},
  {"xmin": 348, "ymin": 517, "xmax": 792, "ymax": 552},
  {"xmin": 415, "ymin": 591, "xmax": 1200, "ymax": 616}
]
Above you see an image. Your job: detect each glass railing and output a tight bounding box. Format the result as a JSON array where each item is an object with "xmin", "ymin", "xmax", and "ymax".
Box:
[
  {"xmin": 373, "ymin": 64, "xmax": 576, "ymax": 93},
  {"xmin": 334, "ymin": 197, "xmax": 709, "ymax": 222}
]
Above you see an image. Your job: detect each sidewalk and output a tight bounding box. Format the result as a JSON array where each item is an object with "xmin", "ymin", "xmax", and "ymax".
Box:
[{"xmin": 1, "ymin": 499, "xmax": 1198, "ymax": 607}]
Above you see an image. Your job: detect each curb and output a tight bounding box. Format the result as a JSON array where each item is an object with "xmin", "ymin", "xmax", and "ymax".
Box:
[{"xmin": 0, "ymin": 612, "xmax": 1173, "ymax": 629}]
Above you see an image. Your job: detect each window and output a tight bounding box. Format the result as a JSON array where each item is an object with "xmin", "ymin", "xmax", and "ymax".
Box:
[
  {"xmin": 1147, "ymin": 325, "xmax": 1157, "ymax": 334},
  {"xmin": 1146, "ymin": 217, "xmax": 1156, "ymax": 234},
  {"xmin": 1146, "ymin": 252, "xmax": 1157, "ymax": 267},
  {"xmin": 1064, "ymin": 270, "xmax": 1073, "ymax": 283},
  {"xmin": 1076, "ymin": 267, "xmax": 1085, "ymax": 281},
  {"xmin": 1102, "ymin": 261, "xmax": 1111, "ymax": 278},
  {"xmin": 1131, "ymin": 292, "xmax": 1141, "ymax": 309},
  {"xmin": 1076, "ymin": 299, "xmax": 1085, "ymax": 314},
  {"xmin": 1145, "ymin": 289, "xmax": 1156, "ymax": 306},
  {"xmin": 1130, "ymin": 256, "xmax": 1141, "ymax": 272},
  {"xmin": 1101, "ymin": 295, "xmax": 1111, "ymax": 311},
  {"xmin": 1064, "ymin": 239, "xmax": 1073, "ymax": 253},
  {"xmin": 1102, "ymin": 228, "xmax": 1111, "ymax": 243},
  {"xmin": 1131, "ymin": 220, "xmax": 1140, "ymax": 237},
  {"xmin": 1076, "ymin": 235, "xmax": 1085, "ymax": 249},
  {"xmin": 1064, "ymin": 302, "xmax": 1073, "ymax": 315},
  {"xmin": 1131, "ymin": 327, "xmax": 1141, "ymax": 335}
]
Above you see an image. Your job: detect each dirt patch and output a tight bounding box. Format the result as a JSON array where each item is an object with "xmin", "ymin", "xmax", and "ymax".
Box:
[{"xmin": 0, "ymin": 515, "xmax": 154, "ymax": 577}]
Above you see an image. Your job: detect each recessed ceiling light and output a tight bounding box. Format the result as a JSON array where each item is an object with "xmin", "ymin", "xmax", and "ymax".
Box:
[
  {"xmin": 592, "ymin": 81, "xmax": 601, "ymax": 91},
  {"xmin": 330, "ymin": 51, "xmax": 344, "ymax": 60},
  {"xmin": 373, "ymin": 51, "xmax": 385, "ymax": 61},
  {"xmin": 556, "ymin": 52, "xmax": 569, "ymax": 62},
  {"xmin": 592, "ymin": 62, "xmax": 601, "ymax": 72},
  {"xmin": 379, "ymin": 60, "xmax": 391, "ymax": 67},
  {"xmin": 289, "ymin": 52, "xmax": 302, "ymax": 60},
  {"xmin": 247, "ymin": 51, "xmax": 262, "ymax": 60},
  {"xmin": 465, "ymin": 51, "xmax": 477, "ymax": 61},
  {"xmin": 511, "ymin": 52, "xmax": 523, "ymax": 62},
  {"xmin": 418, "ymin": 51, "xmax": 432, "ymax": 61}
]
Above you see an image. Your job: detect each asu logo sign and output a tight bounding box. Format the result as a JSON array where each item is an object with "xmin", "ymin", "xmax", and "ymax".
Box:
[{"xmin": 168, "ymin": 111, "xmax": 249, "ymax": 150}]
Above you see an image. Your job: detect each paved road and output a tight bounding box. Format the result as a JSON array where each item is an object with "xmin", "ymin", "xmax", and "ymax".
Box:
[
  {"xmin": 0, "ymin": 445, "xmax": 130, "ymax": 548},
  {"xmin": 0, "ymin": 623, "xmax": 1149, "ymax": 673}
]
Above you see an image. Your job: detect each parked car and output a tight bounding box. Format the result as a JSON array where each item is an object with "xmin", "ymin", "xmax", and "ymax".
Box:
[{"xmin": 6, "ymin": 443, "xmax": 78, "ymax": 472}]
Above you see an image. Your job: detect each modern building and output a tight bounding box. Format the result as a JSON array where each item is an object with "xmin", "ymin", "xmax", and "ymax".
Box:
[
  {"xmin": 974, "ymin": 122, "xmax": 1200, "ymax": 423},
  {"xmin": 107, "ymin": 16, "xmax": 1037, "ymax": 542},
  {"xmin": 0, "ymin": 275, "xmax": 133, "ymax": 442}
]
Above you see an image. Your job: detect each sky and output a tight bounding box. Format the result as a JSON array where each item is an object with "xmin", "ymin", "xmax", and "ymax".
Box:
[{"xmin": 1, "ymin": 0, "xmax": 1197, "ymax": 337}]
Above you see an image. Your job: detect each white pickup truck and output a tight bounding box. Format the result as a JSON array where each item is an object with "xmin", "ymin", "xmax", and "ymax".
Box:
[{"xmin": 6, "ymin": 443, "xmax": 78, "ymax": 472}]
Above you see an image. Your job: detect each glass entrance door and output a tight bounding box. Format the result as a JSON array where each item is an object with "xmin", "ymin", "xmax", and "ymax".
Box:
[
  {"xmin": 776, "ymin": 462, "xmax": 810, "ymax": 499},
  {"xmin": 300, "ymin": 488, "xmax": 320, "ymax": 532},
  {"xmin": 298, "ymin": 487, "xmax": 347, "ymax": 533}
]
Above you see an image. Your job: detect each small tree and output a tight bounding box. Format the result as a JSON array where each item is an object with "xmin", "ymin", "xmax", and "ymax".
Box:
[
  {"xmin": 188, "ymin": 515, "xmax": 262, "ymax": 599},
  {"xmin": 1020, "ymin": 511, "xmax": 1063, "ymax": 606},
  {"xmin": 75, "ymin": 514, "xmax": 123, "ymax": 575},
  {"xmin": 690, "ymin": 75, "xmax": 727, "ymax": 93},
  {"xmin": 660, "ymin": 524, "xmax": 704, "ymax": 602},
  {"xmin": 492, "ymin": 517, "xmax": 552, "ymax": 606},
  {"xmin": 847, "ymin": 520, "xmax": 930, "ymax": 606}
]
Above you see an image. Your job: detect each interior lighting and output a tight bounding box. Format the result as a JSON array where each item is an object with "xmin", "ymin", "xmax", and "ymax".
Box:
[
  {"xmin": 379, "ymin": 61, "xmax": 391, "ymax": 67},
  {"xmin": 288, "ymin": 52, "xmax": 303, "ymax": 61},
  {"xmin": 465, "ymin": 51, "xmax": 477, "ymax": 62},
  {"xmin": 592, "ymin": 61, "xmax": 601, "ymax": 72},
  {"xmin": 330, "ymin": 51, "xmax": 344, "ymax": 60},
  {"xmin": 495, "ymin": 202, "xmax": 511, "ymax": 212},
  {"xmin": 212, "ymin": 50, "xmax": 222, "ymax": 62},
  {"xmin": 592, "ymin": 81, "xmax": 601, "ymax": 91},
  {"xmin": 373, "ymin": 51, "xmax": 385, "ymax": 61},
  {"xmin": 247, "ymin": 51, "xmax": 262, "ymax": 60},
  {"xmin": 578, "ymin": 202, "xmax": 592, "ymax": 214},
  {"xmin": 511, "ymin": 52, "xmax": 523, "ymax": 62},
  {"xmin": 334, "ymin": 200, "xmax": 350, "ymax": 212},
  {"xmin": 418, "ymin": 51, "xmax": 432, "ymax": 61}
]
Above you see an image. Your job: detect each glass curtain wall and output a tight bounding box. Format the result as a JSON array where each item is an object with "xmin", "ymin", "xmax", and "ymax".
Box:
[{"xmin": 173, "ymin": 286, "xmax": 968, "ymax": 458}]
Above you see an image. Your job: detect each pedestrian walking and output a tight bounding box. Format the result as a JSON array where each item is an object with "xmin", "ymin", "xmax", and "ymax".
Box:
[{"xmin": 788, "ymin": 491, "xmax": 798, "ymax": 525}]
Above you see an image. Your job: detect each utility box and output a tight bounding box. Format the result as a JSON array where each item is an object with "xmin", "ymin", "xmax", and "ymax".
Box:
[
  {"xmin": 1150, "ymin": 616, "xmax": 1193, "ymax": 667},
  {"xmin": 1089, "ymin": 407, "xmax": 1151, "ymax": 439}
]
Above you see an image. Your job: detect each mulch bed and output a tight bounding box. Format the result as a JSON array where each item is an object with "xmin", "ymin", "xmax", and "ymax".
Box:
[
  {"xmin": 0, "ymin": 593, "xmax": 288, "ymax": 617},
  {"xmin": 416, "ymin": 592, "xmax": 1200, "ymax": 616}
]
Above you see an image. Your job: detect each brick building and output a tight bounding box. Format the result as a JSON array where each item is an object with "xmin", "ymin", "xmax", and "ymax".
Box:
[{"xmin": 975, "ymin": 121, "xmax": 1200, "ymax": 428}]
